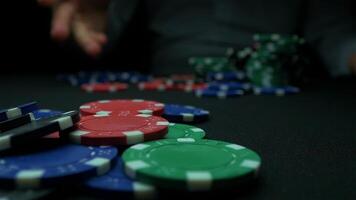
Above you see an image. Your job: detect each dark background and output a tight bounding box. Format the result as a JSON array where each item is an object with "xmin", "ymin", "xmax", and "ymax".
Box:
[{"xmin": 1, "ymin": 1, "xmax": 355, "ymax": 74}]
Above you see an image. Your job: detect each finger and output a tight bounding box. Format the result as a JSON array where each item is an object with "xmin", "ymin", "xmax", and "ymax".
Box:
[
  {"xmin": 91, "ymin": 32, "xmax": 107, "ymax": 45},
  {"xmin": 51, "ymin": 1, "xmax": 76, "ymax": 41},
  {"xmin": 73, "ymin": 20, "xmax": 103, "ymax": 56},
  {"xmin": 37, "ymin": 0, "xmax": 55, "ymax": 7}
]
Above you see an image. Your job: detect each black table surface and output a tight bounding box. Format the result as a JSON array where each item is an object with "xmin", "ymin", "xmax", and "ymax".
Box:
[{"xmin": 0, "ymin": 73, "xmax": 355, "ymax": 200}]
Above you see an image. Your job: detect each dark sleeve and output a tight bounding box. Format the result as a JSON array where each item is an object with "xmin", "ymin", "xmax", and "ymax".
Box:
[
  {"xmin": 106, "ymin": 0, "xmax": 140, "ymax": 49},
  {"xmin": 303, "ymin": 0, "xmax": 356, "ymax": 76}
]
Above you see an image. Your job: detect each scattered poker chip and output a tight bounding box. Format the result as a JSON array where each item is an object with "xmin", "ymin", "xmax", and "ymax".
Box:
[
  {"xmin": 32, "ymin": 109, "xmax": 63, "ymax": 120},
  {"xmin": 252, "ymin": 86, "xmax": 300, "ymax": 96},
  {"xmin": 207, "ymin": 82, "xmax": 251, "ymax": 91},
  {"xmin": 58, "ymin": 71, "xmax": 152, "ymax": 86},
  {"xmin": 85, "ymin": 158, "xmax": 156, "ymax": 199},
  {"xmin": 116, "ymin": 72, "xmax": 153, "ymax": 84},
  {"xmin": 138, "ymin": 81, "xmax": 175, "ymax": 91},
  {"xmin": 162, "ymin": 104, "xmax": 209, "ymax": 123},
  {"xmin": 0, "ymin": 142, "xmax": 117, "ymax": 189},
  {"xmin": 206, "ymin": 71, "xmax": 246, "ymax": 82},
  {"xmin": 165, "ymin": 123, "xmax": 206, "ymax": 140},
  {"xmin": 0, "ymin": 102, "xmax": 39, "ymax": 122},
  {"xmin": 123, "ymin": 139, "xmax": 261, "ymax": 191},
  {"xmin": 0, "ymin": 113, "xmax": 35, "ymax": 133},
  {"xmin": 0, "ymin": 111, "xmax": 80, "ymax": 151},
  {"xmin": 195, "ymin": 89, "xmax": 244, "ymax": 99},
  {"xmin": 176, "ymin": 83, "xmax": 208, "ymax": 92},
  {"xmin": 81, "ymin": 83, "xmax": 128, "ymax": 93},
  {"xmin": 79, "ymin": 99, "xmax": 165, "ymax": 116},
  {"xmin": 59, "ymin": 74, "xmax": 96, "ymax": 86},
  {"xmin": 64, "ymin": 114, "xmax": 169, "ymax": 146}
]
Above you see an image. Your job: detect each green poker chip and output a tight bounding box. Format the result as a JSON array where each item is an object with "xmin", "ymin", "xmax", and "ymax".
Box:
[
  {"xmin": 189, "ymin": 57, "xmax": 236, "ymax": 76},
  {"xmin": 165, "ymin": 123, "xmax": 206, "ymax": 140},
  {"xmin": 122, "ymin": 139, "xmax": 261, "ymax": 191}
]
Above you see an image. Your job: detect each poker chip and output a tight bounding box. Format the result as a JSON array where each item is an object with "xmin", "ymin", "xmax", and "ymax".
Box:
[
  {"xmin": 0, "ymin": 111, "xmax": 80, "ymax": 151},
  {"xmin": 176, "ymin": 83, "xmax": 208, "ymax": 92},
  {"xmin": 85, "ymin": 158, "xmax": 156, "ymax": 199},
  {"xmin": 162, "ymin": 104, "xmax": 209, "ymax": 123},
  {"xmin": 123, "ymin": 139, "xmax": 261, "ymax": 191},
  {"xmin": 195, "ymin": 89, "xmax": 244, "ymax": 99},
  {"xmin": 165, "ymin": 123, "xmax": 206, "ymax": 140},
  {"xmin": 207, "ymin": 82, "xmax": 251, "ymax": 91},
  {"xmin": 64, "ymin": 114, "xmax": 169, "ymax": 146},
  {"xmin": 0, "ymin": 102, "xmax": 39, "ymax": 122},
  {"xmin": 189, "ymin": 57, "xmax": 236, "ymax": 76},
  {"xmin": 32, "ymin": 109, "xmax": 63, "ymax": 120},
  {"xmin": 117, "ymin": 73, "xmax": 152, "ymax": 84},
  {"xmin": 79, "ymin": 99, "xmax": 165, "ymax": 116},
  {"xmin": 59, "ymin": 74, "xmax": 97, "ymax": 86},
  {"xmin": 138, "ymin": 81, "xmax": 175, "ymax": 91},
  {"xmin": 206, "ymin": 71, "xmax": 246, "ymax": 82},
  {"xmin": 0, "ymin": 113, "xmax": 35, "ymax": 133},
  {"xmin": 0, "ymin": 142, "xmax": 117, "ymax": 189},
  {"xmin": 252, "ymin": 86, "xmax": 300, "ymax": 96},
  {"xmin": 81, "ymin": 83, "xmax": 128, "ymax": 93},
  {"xmin": 58, "ymin": 71, "xmax": 152, "ymax": 86}
]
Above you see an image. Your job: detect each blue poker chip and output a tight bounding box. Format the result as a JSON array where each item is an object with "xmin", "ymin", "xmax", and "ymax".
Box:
[
  {"xmin": 207, "ymin": 82, "xmax": 251, "ymax": 91},
  {"xmin": 59, "ymin": 72, "xmax": 113, "ymax": 86},
  {"xmin": 60, "ymin": 75, "xmax": 91, "ymax": 86},
  {"xmin": 32, "ymin": 109, "xmax": 63, "ymax": 120},
  {"xmin": 115, "ymin": 72, "xmax": 152, "ymax": 83},
  {"xmin": 206, "ymin": 71, "xmax": 246, "ymax": 82},
  {"xmin": 0, "ymin": 102, "xmax": 39, "ymax": 122},
  {"xmin": 163, "ymin": 104, "xmax": 210, "ymax": 123},
  {"xmin": 195, "ymin": 89, "xmax": 244, "ymax": 99},
  {"xmin": 0, "ymin": 111, "xmax": 80, "ymax": 151},
  {"xmin": 85, "ymin": 158, "xmax": 156, "ymax": 199},
  {"xmin": 0, "ymin": 113, "xmax": 35, "ymax": 133},
  {"xmin": 252, "ymin": 86, "xmax": 300, "ymax": 96},
  {"xmin": 0, "ymin": 143, "xmax": 118, "ymax": 189}
]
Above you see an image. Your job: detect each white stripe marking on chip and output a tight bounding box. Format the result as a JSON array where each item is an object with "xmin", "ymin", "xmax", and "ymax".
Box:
[
  {"xmin": 241, "ymin": 160, "xmax": 260, "ymax": 169},
  {"xmin": 123, "ymin": 131, "xmax": 144, "ymax": 144},
  {"xmin": 125, "ymin": 160, "xmax": 150, "ymax": 178},
  {"xmin": 86, "ymin": 157, "xmax": 111, "ymax": 175},
  {"xmin": 186, "ymin": 171, "xmax": 212, "ymax": 191},
  {"xmin": 16, "ymin": 170, "xmax": 44, "ymax": 188}
]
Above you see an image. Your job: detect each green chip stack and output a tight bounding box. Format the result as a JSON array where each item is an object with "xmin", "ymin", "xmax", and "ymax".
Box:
[
  {"xmin": 188, "ymin": 57, "xmax": 236, "ymax": 76},
  {"xmin": 245, "ymin": 33, "xmax": 304, "ymax": 87}
]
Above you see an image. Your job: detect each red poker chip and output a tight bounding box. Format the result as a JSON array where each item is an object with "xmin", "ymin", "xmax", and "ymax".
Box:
[
  {"xmin": 81, "ymin": 83, "xmax": 128, "ymax": 93},
  {"xmin": 138, "ymin": 80, "xmax": 175, "ymax": 91},
  {"xmin": 63, "ymin": 114, "xmax": 169, "ymax": 146},
  {"xmin": 176, "ymin": 83, "xmax": 208, "ymax": 92},
  {"xmin": 79, "ymin": 99, "xmax": 165, "ymax": 116}
]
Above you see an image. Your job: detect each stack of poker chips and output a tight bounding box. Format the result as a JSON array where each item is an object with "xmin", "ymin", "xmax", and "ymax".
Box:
[
  {"xmin": 188, "ymin": 57, "xmax": 236, "ymax": 76},
  {"xmin": 0, "ymin": 100, "xmax": 261, "ymax": 199},
  {"xmin": 187, "ymin": 33, "xmax": 304, "ymax": 96},
  {"xmin": 245, "ymin": 33, "xmax": 305, "ymax": 87},
  {"xmin": 0, "ymin": 102, "xmax": 119, "ymax": 198}
]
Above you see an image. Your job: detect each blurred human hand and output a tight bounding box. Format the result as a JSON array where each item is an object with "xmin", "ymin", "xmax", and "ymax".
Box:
[{"xmin": 38, "ymin": 0, "xmax": 109, "ymax": 57}]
